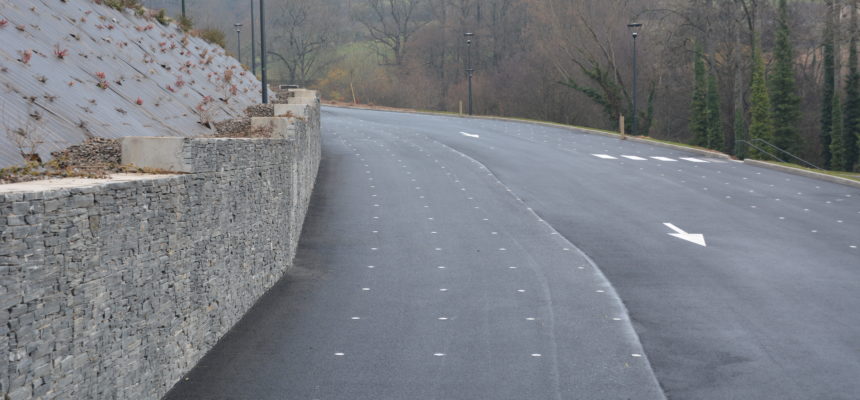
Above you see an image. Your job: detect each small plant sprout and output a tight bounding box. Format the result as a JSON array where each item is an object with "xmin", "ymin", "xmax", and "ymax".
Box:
[
  {"xmin": 54, "ymin": 45, "xmax": 69, "ymax": 59},
  {"xmin": 97, "ymin": 80, "xmax": 109, "ymax": 90},
  {"xmin": 19, "ymin": 50, "xmax": 32, "ymax": 64}
]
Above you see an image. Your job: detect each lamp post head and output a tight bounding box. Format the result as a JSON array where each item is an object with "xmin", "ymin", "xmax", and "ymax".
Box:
[
  {"xmin": 234, "ymin": 23, "xmax": 243, "ymax": 32},
  {"xmin": 627, "ymin": 22, "xmax": 642, "ymax": 38}
]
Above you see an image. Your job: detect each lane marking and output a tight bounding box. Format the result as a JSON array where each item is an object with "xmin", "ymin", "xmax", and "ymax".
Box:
[
  {"xmin": 680, "ymin": 157, "xmax": 708, "ymax": 163},
  {"xmin": 663, "ymin": 222, "xmax": 707, "ymax": 247},
  {"xmin": 461, "ymin": 131, "xmax": 480, "ymax": 138},
  {"xmin": 651, "ymin": 156, "xmax": 677, "ymax": 162},
  {"xmin": 592, "ymin": 154, "xmax": 618, "ymax": 159},
  {"xmin": 621, "ymin": 155, "xmax": 647, "ymax": 161}
]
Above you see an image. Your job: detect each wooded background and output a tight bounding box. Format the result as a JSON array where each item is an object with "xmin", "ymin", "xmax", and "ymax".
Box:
[{"xmin": 141, "ymin": 0, "xmax": 858, "ymax": 172}]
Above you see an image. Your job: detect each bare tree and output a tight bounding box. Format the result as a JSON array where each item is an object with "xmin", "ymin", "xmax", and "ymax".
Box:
[
  {"xmin": 269, "ymin": 1, "xmax": 337, "ymax": 85},
  {"xmin": 355, "ymin": 0, "xmax": 429, "ymax": 65}
]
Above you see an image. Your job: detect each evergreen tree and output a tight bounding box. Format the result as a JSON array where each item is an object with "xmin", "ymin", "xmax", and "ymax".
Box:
[
  {"xmin": 749, "ymin": 43, "xmax": 775, "ymax": 159},
  {"xmin": 831, "ymin": 95, "xmax": 846, "ymax": 168},
  {"xmin": 690, "ymin": 46, "xmax": 709, "ymax": 147},
  {"xmin": 770, "ymin": 0, "xmax": 802, "ymax": 154},
  {"xmin": 822, "ymin": 1, "xmax": 836, "ymax": 169},
  {"xmin": 844, "ymin": 0, "xmax": 860, "ymax": 171},
  {"xmin": 706, "ymin": 73, "xmax": 724, "ymax": 151}
]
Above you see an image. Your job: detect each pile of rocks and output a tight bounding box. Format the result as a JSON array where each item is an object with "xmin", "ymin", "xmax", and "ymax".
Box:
[
  {"xmin": 50, "ymin": 137, "xmax": 121, "ymax": 170},
  {"xmin": 0, "ymin": 137, "xmax": 121, "ymax": 184},
  {"xmin": 244, "ymin": 104, "xmax": 274, "ymax": 117},
  {"xmin": 213, "ymin": 118, "xmax": 252, "ymax": 136}
]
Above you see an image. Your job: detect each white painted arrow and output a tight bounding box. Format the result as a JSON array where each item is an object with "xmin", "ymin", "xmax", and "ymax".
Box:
[{"xmin": 663, "ymin": 223, "xmax": 707, "ymax": 247}]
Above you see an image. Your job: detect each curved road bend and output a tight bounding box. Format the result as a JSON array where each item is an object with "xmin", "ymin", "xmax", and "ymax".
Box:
[{"xmin": 167, "ymin": 107, "xmax": 860, "ymax": 400}]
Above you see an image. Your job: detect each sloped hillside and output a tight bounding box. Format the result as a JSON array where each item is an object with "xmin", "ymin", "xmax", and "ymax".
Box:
[{"xmin": 0, "ymin": 0, "xmax": 263, "ymax": 168}]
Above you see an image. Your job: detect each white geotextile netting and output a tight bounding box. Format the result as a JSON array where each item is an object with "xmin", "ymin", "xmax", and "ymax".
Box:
[{"xmin": 0, "ymin": 0, "xmax": 266, "ymax": 168}]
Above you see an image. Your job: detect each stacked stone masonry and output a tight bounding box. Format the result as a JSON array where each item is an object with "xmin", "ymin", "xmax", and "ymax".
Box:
[{"xmin": 0, "ymin": 91, "xmax": 321, "ymax": 399}]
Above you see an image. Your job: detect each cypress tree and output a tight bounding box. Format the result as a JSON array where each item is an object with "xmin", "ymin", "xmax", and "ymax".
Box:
[
  {"xmin": 706, "ymin": 73, "xmax": 724, "ymax": 151},
  {"xmin": 749, "ymin": 42, "xmax": 775, "ymax": 159},
  {"xmin": 770, "ymin": 0, "xmax": 802, "ymax": 154},
  {"xmin": 690, "ymin": 46, "xmax": 709, "ymax": 147},
  {"xmin": 844, "ymin": 0, "xmax": 860, "ymax": 171},
  {"xmin": 822, "ymin": 1, "xmax": 836, "ymax": 169},
  {"xmin": 831, "ymin": 94, "xmax": 846, "ymax": 168}
]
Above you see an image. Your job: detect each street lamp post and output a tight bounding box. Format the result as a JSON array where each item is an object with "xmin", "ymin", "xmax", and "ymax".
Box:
[
  {"xmin": 465, "ymin": 32, "xmax": 475, "ymax": 116},
  {"xmin": 260, "ymin": 0, "xmax": 268, "ymax": 103},
  {"xmin": 181, "ymin": 0, "xmax": 186, "ymax": 19},
  {"xmin": 627, "ymin": 23, "xmax": 642, "ymax": 135},
  {"xmin": 251, "ymin": 0, "xmax": 256, "ymax": 76},
  {"xmin": 234, "ymin": 23, "xmax": 243, "ymax": 64}
]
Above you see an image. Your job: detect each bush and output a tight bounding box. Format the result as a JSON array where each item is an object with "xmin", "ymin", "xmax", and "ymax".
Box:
[
  {"xmin": 195, "ymin": 28, "xmax": 226, "ymax": 49},
  {"xmin": 103, "ymin": 0, "xmax": 142, "ymax": 12},
  {"xmin": 155, "ymin": 9, "xmax": 169, "ymax": 26},
  {"xmin": 178, "ymin": 15, "xmax": 194, "ymax": 32}
]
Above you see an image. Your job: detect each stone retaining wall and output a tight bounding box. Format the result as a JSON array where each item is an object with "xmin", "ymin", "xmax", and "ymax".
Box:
[{"xmin": 0, "ymin": 91, "xmax": 321, "ymax": 399}]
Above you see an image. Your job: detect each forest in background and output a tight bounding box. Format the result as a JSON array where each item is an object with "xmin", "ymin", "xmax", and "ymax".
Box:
[{"xmin": 140, "ymin": 0, "xmax": 859, "ymax": 172}]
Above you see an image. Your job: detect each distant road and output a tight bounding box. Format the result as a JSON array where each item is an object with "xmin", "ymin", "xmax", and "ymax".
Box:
[{"xmin": 167, "ymin": 107, "xmax": 860, "ymax": 400}]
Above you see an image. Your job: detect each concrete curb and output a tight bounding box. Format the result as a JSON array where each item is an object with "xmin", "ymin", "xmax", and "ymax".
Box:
[
  {"xmin": 743, "ymin": 159, "xmax": 860, "ymax": 189},
  {"xmin": 323, "ymin": 104, "xmax": 731, "ymax": 160}
]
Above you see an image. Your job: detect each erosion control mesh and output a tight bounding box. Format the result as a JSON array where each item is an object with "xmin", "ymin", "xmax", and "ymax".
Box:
[{"xmin": 0, "ymin": 0, "xmax": 270, "ymax": 168}]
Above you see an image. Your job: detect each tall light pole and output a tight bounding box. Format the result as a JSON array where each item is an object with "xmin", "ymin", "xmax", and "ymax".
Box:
[
  {"xmin": 250, "ymin": 0, "xmax": 256, "ymax": 76},
  {"xmin": 260, "ymin": 0, "xmax": 268, "ymax": 103},
  {"xmin": 234, "ymin": 23, "xmax": 243, "ymax": 64},
  {"xmin": 465, "ymin": 32, "xmax": 475, "ymax": 116},
  {"xmin": 181, "ymin": 0, "xmax": 186, "ymax": 19},
  {"xmin": 627, "ymin": 23, "xmax": 642, "ymax": 135}
]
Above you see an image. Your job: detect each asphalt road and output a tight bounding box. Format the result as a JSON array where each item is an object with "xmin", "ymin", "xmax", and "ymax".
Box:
[{"xmin": 166, "ymin": 107, "xmax": 860, "ymax": 400}]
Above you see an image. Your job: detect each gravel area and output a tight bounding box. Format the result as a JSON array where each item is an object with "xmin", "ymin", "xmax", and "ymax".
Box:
[{"xmin": 245, "ymin": 104, "xmax": 274, "ymax": 117}]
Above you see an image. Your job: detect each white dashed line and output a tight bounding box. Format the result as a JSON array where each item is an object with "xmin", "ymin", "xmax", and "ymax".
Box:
[
  {"xmin": 621, "ymin": 155, "xmax": 647, "ymax": 161},
  {"xmin": 593, "ymin": 154, "xmax": 618, "ymax": 159}
]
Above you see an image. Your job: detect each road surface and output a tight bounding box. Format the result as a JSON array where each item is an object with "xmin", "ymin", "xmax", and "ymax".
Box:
[{"xmin": 166, "ymin": 107, "xmax": 860, "ymax": 400}]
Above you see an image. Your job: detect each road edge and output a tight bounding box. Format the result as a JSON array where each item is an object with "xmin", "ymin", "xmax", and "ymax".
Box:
[{"xmin": 743, "ymin": 159, "xmax": 860, "ymax": 189}]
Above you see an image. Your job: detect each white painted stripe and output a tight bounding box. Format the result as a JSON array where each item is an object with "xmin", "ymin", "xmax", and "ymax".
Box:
[
  {"xmin": 621, "ymin": 155, "xmax": 647, "ymax": 160},
  {"xmin": 592, "ymin": 154, "xmax": 618, "ymax": 159},
  {"xmin": 460, "ymin": 131, "xmax": 480, "ymax": 138},
  {"xmin": 650, "ymin": 156, "xmax": 677, "ymax": 162},
  {"xmin": 681, "ymin": 157, "xmax": 709, "ymax": 163}
]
